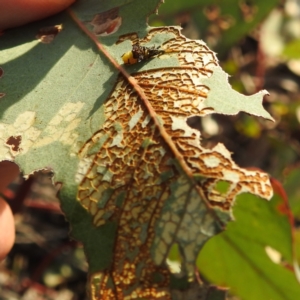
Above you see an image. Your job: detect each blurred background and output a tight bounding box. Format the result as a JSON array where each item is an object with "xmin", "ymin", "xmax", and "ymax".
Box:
[{"xmin": 1, "ymin": 0, "xmax": 300, "ymax": 299}]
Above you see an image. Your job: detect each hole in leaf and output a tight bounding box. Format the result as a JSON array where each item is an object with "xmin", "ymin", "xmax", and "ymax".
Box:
[
  {"xmin": 186, "ymin": 116, "xmax": 219, "ymax": 149},
  {"xmin": 214, "ymin": 180, "xmax": 230, "ymax": 195},
  {"xmin": 167, "ymin": 243, "xmax": 182, "ymax": 275},
  {"xmin": 36, "ymin": 25, "xmax": 63, "ymax": 44},
  {"xmin": 186, "ymin": 116, "xmax": 203, "ymax": 132}
]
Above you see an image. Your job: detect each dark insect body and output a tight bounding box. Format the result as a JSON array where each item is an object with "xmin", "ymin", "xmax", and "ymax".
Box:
[{"xmin": 122, "ymin": 43, "xmax": 165, "ymax": 64}]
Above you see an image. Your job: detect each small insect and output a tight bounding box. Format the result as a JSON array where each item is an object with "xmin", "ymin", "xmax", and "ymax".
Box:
[{"xmin": 122, "ymin": 43, "xmax": 165, "ymax": 64}]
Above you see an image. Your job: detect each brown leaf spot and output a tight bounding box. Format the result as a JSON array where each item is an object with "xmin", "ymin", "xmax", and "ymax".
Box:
[
  {"xmin": 90, "ymin": 7, "xmax": 122, "ymax": 36},
  {"xmin": 6, "ymin": 135, "xmax": 22, "ymax": 152}
]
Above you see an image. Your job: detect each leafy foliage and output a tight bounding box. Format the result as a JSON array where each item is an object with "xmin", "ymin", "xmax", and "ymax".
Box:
[
  {"xmin": 149, "ymin": 0, "xmax": 281, "ymax": 57},
  {"xmin": 198, "ymin": 191, "xmax": 299, "ymax": 300},
  {"xmin": 1, "ymin": 0, "xmax": 299, "ymax": 299}
]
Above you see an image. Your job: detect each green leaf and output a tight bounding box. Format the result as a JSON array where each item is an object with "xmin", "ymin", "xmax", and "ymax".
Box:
[
  {"xmin": 202, "ymin": 67, "xmax": 273, "ymax": 120},
  {"xmin": 197, "ymin": 193, "xmax": 300, "ymax": 300},
  {"xmin": 0, "ymin": 0, "xmax": 274, "ymax": 298},
  {"xmin": 284, "ymin": 167, "xmax": 300, "ymax": 219}
]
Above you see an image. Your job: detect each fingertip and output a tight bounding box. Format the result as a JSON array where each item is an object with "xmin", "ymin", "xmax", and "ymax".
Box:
[
  {"xmin": 0, "ymin": 0, "xmax": 76, "ymax": 30},
  {"xmin": 0, "ymin": 198, "xmax": 15, "ymax": 261}
]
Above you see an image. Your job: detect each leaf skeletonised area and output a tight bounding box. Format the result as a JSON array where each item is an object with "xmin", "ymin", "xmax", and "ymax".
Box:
[{"xmin": 75, "ymin": 27, "xmax": 273, "ymax": 299}]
